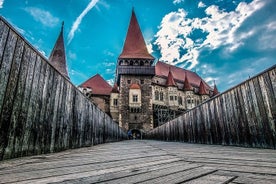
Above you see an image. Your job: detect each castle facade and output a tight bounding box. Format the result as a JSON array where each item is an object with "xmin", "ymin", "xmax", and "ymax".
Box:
[{"xmin": 78, "ymin": 10, "xmax": 219, "ymax": 135}]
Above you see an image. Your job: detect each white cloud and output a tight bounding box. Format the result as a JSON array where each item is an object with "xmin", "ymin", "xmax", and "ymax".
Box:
[
  {"xmin": 24, "ymin": 7, "xmax": 59, "ymax": 27},
  {"xmin": 198, "ymin": 1, "xmax": 206, "ymax": 8},
  {"xmin": 106, "ymin": 78, "xmax": 114, "ymax": 86},
  {"xmin": 68, "ymin": 50, "xmax": 77, "ymax": 60},
  {"xmin": 67, "ymin": 0, "xmax": 99, "ymax": 44},
  {"xmin": 173, "ymin": 0, "xmax": 185, "ymax": 5},
  {"xmin": 0, "ymin": 0, "xmax": 4, "ymax": 8},
  {"xmin": 154, "ymin": 0, "xmax": 265, "ymax": 69}
]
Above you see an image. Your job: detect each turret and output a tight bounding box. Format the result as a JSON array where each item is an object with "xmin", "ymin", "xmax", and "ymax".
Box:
[
  {"xmin": 49, "ymin": 21, "xmax": 69, "ymax": 79},
  {"xmin": 199, "ymin": 80, "xmax": 209, "ymax": 102},
  {"xmin": 110, "ymin": 83, "xmax": 119, "ymax": 123},
  {"xmin": 166, "ymin": 70, "xmax": 178, "ymax": 109}
]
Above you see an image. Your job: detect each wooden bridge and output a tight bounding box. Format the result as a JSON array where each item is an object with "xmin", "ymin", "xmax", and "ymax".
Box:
[
  {"xmin": 0, "ymin": 12, "xmax": 276, "ymax": 184},
  {"xmin": 1, "ymin": 140, "xmax": 276, "ymax": 183}
]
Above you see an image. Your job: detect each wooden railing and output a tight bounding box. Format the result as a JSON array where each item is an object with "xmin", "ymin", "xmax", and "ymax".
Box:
[
  {"xmin": 147, "ymin": 65, "xmax": 276, "ymax": 149},
  {"xmin": 0, "ymin": 16, "xmax": 127, "ymax": 160}
]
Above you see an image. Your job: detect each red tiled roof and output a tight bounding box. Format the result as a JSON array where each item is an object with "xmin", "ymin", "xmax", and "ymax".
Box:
[
  {"xmin": 49, "ymin": 22, "xmax": 70, "ymax": 79},
  {"xmin": 130, "ymin": 83, "xmax": 140, "ymax": 89},
  {"xmin": 119, "ymin": 9, "xmax": 154, "ymax": 60},
  {"xmin": 199, "ymin": 80, "xmax": 209, "ymax": 95},
  {"xmin": 183, "ymin": 74, "xmax": 193, "ymax": 91},
  {"xmin": 111, "ymin": 83, "xmax": 119, "ymax": 93},
  {"xmin": 166, "ymin": 70, "xmax": 177, "ymax": 87},
  {"xmin": 155, "ymin": 61, "xmax": 211, "ymax": 90},
  {"xmin": 80, "ymin": 74, "xmax": 112, "ymax": 96}
]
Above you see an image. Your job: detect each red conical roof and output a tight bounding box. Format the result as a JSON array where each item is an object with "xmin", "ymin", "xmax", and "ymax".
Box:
[
  {"xmin": 80, "ymin": 74, "xmax": 112, "ymax": 96},
  {"xmin": 49, "ymin": 22, "xmax": 69, "ymax": 79},
  {"xmin": 199, "ymin": 80, "xmax": 209, "ymax": 95},
  {"xmin": 119, "ymin": 9, "xmax": 154, "ymax": 60},
  {"xmin": 111, "ymin": 83, "xmax": 119, "ymax": 93},
  {"xmin": 183, "ymin": 74, "xmax": 193, "ymax": 91},
  {"xmin": 212, "ymin": 84, "xmax": 219, "ymax": 96},
  {"xmin": 166, "ymin": 70, "xmax": 177, "ymax": 87}
]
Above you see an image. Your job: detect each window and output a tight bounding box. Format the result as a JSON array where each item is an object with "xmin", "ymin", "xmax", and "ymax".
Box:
[
  {"xmin": 155, "ymin": 91, "xmax": 159, "ymax": 101},
  {"xmin": 187, "ymin": 99, "xmax": 191, "ymax": 104},
  {"xmin": 140, "ymin": 80, "xmax": 144, "ymax": 84},
  {"xmin": 178, "ymin": 97, "xmax": 182, "ymax": 105},
  {"xmin": 160, "ymin": 92, "xmax": 164, "ymax": 101},
  {"xmin": 133, "ymin": 95, "xmax": 138, "ymax": 102},
  {"xmin": 170, "ymin": 96, "xmax": 174, "ymax": 101},
  {"xmin": 113, "ymin": 99, "xmax": 118, "ymax": 106},
  {"xmin": 127, "ymin": 80, "xmax": 131, "ymax": 84},
  {"xmin": 174, "ymin": 96, "xmax": 177, "ymax": 101}
]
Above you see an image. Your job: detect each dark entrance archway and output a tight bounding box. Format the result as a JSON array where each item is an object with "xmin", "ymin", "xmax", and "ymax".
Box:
[{"xmin": 128, "ymin": 129, "xmax": 142, "ymax": 139}]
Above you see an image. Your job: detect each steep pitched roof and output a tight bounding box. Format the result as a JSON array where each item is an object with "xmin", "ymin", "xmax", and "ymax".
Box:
[
  {"xmin": 130, "ymin": 83, "xmax": 141, "ymax": 89},
  {"xmin": 49, "ymin": 22, "xmax": 69, "ymax": 79},
  {"xmin": 166, "ymin": 70, "xmax": 177, "ymax": 87},
  {"xmin": 183, "ymin": 74, "xmax": 193, "ymax": 91},
  {"xmin": 212, "ymin": 84, "xmax": 219, "ymax": 96},
  {"xmin": 199, "ymin": 80, "xmax": 209, "ymax": 95},
  {"xmin": 111, "ymin": 83, "xmax": 119, "ymax": 93},
  {"xmin": 80, "ymin": 74, "xmax": 112, "ymax": 96},
  {"xmin": 155, "ymin": 61, "xmax": 211, "ymax": 90},
  {"xmin": 119, "ymin": 9, "xmax": 154, "ymax": 60}
]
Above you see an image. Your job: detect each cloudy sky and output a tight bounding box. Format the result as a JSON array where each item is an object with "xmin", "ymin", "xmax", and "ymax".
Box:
[{"xmin": 1, "ymin": 0, "xmax": 275, "ymax": 92}]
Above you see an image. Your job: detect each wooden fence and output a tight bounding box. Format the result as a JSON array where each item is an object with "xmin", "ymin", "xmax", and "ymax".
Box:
[
  {"xmin": 0, "ymin": 16, "xmax": 127, "ymax": 160},
  {"xmin": 147, "ymin": 65, "xmax": 276, "ymax": 149}
]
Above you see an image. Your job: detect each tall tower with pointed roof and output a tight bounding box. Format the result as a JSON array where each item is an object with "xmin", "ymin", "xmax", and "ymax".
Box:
[
  {"xmin": 49, "ymin": 22, "xmax": 69, "ymax": 79},
  {"xmin": 116, "ymin": 9, "xmax": 155, "ymax": 133}
]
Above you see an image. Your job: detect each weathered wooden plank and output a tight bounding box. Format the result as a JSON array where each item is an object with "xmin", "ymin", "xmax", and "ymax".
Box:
[
  {"xmin": 18, "ymin": 49, "xmax": 37, "ymax": 156},
  {"xmin": 0, "ymin": 37, "xmax": 24, "ymax": 159},
  {"xmin": 0, "ymin": 20, "xmax": 9, "ymax": 68},
  {"xmin": 0, "ymin": 29, "xmax": 17, "ymax": 117},
  {"xmin": 8, "ymin": 45, "xmax": 31, "ymax": 158}
]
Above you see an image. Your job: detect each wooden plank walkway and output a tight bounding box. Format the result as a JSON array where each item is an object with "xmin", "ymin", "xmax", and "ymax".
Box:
[{"xmin": 0, "ymin": 140, "xmax": 275, "ymax": 184}]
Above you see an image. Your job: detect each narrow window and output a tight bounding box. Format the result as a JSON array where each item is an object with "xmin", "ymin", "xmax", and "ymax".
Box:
[
  {"xmin": 178, "ymin": 97, "xmax": 182, "ymax": 105},
  {"xmin": 155, "ymin": 91, "xmax": 159, "ymax": 101},
  {"xmin": 170, "ymin": 96, "xmax": 174, "ymax": 101},
  {"xmin": 113, "ymin": 99, "xmax": 118, "ymax": 106},
  {"xmin": 133, "ymin": 95, "xmax": 138, "ymax": 102},
  {"xmin": 160, "ymin": 92, "xmax": 164, "ymax": 101},
  {"xmin": 127, "ymin": 80, "xmax": 131, "ymax": 84}
]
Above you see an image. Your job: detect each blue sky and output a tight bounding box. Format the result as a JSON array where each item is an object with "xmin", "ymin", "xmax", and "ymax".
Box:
[{"xmin": 0, "ymin": 0, "xmax": 275, "ymax": 92}]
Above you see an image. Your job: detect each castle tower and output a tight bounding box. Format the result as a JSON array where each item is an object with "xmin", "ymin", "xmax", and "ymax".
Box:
[
  {"xmin": 116, "ymin": 9, "xmax": 155, "ymax": 133},
  {"xmin": 183, "ymin": 73, "xmax": 194, "ymax": 109},
  {"xmin": 49, "ymin": 22, "xmax": 69, "ymax": 79},
  {"xmin": 166, "ymin": 70, "xmax": 178, "ymax": 109},
  {"xmin": 199, "ymin": 80, "xmax": 209, "ymax": 102},
  {"xmin": 110, "ymin": 84, "xmax": 119, "ymax": 122}
]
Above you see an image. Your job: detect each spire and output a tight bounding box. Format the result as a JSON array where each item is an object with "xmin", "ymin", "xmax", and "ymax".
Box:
[
  {"xmin": 183, "ymin": 73, "xmax": 193, "ymax": 91},
  {"xmin": 111, "ymin": 83, "xmax": 119, "ymax": 93},
  {"xmin": 166, "ymin": 69, "xmax": 177, "ymax": 87},
  {"xmin": 212, "ymin": 83, "xmax": 219, "ymax": 96},
  {"xmin": 49, "ymin": 21, "xmax": 69, "ymax": 79},
  {"xmin": 119, "ymin": 9, "xmax": 154, "ymax": 60},
  {"xmin": 199, "ymin": 80, "xmax": 208, "ymax": 95}
]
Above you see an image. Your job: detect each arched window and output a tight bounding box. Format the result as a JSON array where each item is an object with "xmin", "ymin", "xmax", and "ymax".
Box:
[
  {"xmin": 178, "ymin": 96, "xmax": 182, "ymax": 105},
  {"xmin": 187, "ymin": 96, "xmax": 191, "ymax": 104},
  {"xmin": 155, "ymin": 91, "xmax": 159, "ymax": 101},
  {"xmin": 160, "ymin": 92, "xmax": 164, "ymax": 101}
]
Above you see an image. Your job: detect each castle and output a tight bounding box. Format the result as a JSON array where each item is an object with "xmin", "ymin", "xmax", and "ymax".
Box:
[{"xmin": 49, "ymin": 10, "xmax": 219, "ymax": 136}]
